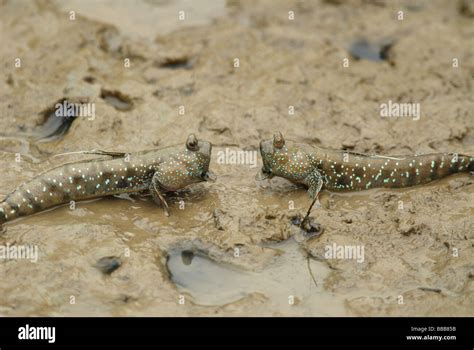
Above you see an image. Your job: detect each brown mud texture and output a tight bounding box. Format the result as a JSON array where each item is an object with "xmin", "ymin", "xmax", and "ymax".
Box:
[{"xmin": 0, "ymin": 0, "xmax": 472, "ymax": 316}]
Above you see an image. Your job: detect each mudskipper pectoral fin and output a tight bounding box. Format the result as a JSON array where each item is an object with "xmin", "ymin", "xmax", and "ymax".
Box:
[
  {"xmin": 203, "ymin": 170, "xmax": 217, "ymax": 182},
  {"xmin": 302, "ymin": 170, "xmax": 324, "ymax": 229},
  {"xmin": 307, "ymin": 170, "xmax": 324, "ymax": 200},
  {"xmin": 149, "ymin": 174, "xmax": 170, "ymax": 217},
  {"xmin": 308, "ymin": 185, "xmax": 319, "ymax": 200},
  {"xmin": 255, "ymin": 170, "xmax": 271, "ymax": 181}
]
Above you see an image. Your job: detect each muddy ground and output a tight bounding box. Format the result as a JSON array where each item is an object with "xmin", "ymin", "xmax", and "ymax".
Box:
[{"xmin": 0, "ymin": 0, "xmax": 472, "ymax": 316}]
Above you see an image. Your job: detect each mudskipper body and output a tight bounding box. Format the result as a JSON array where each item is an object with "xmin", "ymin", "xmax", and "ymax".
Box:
[
  {"xmin": 0, "ymin": 134, "xmax": 214, "ymax": 228},
  {"xmin": 257, "ymin": 132, "xmax": 473, "ymax": 227}
]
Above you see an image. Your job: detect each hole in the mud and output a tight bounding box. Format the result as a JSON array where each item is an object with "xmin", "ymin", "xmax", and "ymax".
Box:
[
  {"xmin": 349, "ymin": 39, "xmax": 393, "ymax": 62},
  {"xmin": 290, "ymin": 215, "xmax": 302, "ymax": 226},
  {"xmin": 181, "ymin": 250, "xmax": 194, "ymax": 266},
  {"xmin": 83, "ymin": 76, "xmax": 96, "ymax": 84},
  {"xmin": 291, "ymin": 214, "xmax": 324, "ymax": 234},
  {"xmin": 157, "ymin": 56, "xmax": 193, "ymax": 70},
  {"xmin": 35, "ymin": 99, "xmax": 76, "ymax": 141},
  {"xmin": 6, "ymin": 74, "xmax": 14, "ymax": 86},
  {"xmin": 94, "ymin": 256, "xmax": 122, "ymax": 275},
  {"xmin": 97, "ymin": 26, "xmax": 123, "ymax": 54},
  {"xmin": 100, "ymin": 89, "xmax": 133, "ymax": 111}
]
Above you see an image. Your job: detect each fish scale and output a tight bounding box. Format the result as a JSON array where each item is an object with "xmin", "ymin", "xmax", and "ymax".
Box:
[{"xmin": 0, "ymin": 135, "xmax": 213, "ymax": 225}]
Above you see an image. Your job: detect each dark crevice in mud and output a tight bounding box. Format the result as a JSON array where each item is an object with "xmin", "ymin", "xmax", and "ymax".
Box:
[
  {"xmin": 323, "ymin": 0, "xmax": 386, "ymax": 6},
  {"xmin": 35, "ymin": 99, "xmax": 76, "ymax": 141},
  {"xmin": 100, "ymin": 89, "xmax": 133, "ymax": 111},
  {"xmin": 94, "ymin": 256, "xmax": 122, "ymax": 275},
  {"xmin": 418, "ymin": 287, "xmax": 442, "ymax": 293},
  {"xmin": 349, "ymin": 38, "xmax": 394, "ymax": 63},
  {"xmin": 97, "ymin": 26, "xmax": 123, "ymax": 55},
  {"xmin": 83, "ymin": 76, "xmax": 96, "ymax": 84},
  {"xmin": 459, "ymin": 0, "xmax": 474, "ymax": 17},
  {"xmin": 6, "ymin": 74, "xmax": 14, "ymax": 86},
  {"xmin": 156, "ymin": 56, "xmax": 194, "ymax": 70},
  {"xmin": 116, "ymin": 294, "xmax": 137, "ymax": 304},
  {"xmin": 96, "ymin": 26, "xmax": 147, "ymax": 61},
  {"xmin": 291, "ymin": 215, "xmax": 303, "ymax": 226},
  {"xmin": 290, "ymin": 214, "xmax": 324, "ymax": 238}
]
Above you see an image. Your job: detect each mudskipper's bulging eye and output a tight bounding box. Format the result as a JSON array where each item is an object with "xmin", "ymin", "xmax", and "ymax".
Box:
[
  {"xmin": 186, "ymin": 134, "xmax": 199, "ymax": 151},
  {"xmin": 273, "ymin": 132, "xmax": 285, "ymax": 149}
]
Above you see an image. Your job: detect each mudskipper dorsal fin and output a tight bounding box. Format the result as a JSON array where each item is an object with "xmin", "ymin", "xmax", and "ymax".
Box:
[{"xmin": 51, "ymin": 149, "xmax": 128, "ymax": 158}]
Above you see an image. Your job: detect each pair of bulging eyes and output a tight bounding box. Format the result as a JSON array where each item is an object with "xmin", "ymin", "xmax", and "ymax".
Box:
[{"xmin": 186, "ymin": 132, "xmax": 285, "ymax": 151}]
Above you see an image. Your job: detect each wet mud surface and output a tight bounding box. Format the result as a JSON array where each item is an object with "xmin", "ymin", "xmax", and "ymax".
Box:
[{"xmin": 0, "ymin": 0, "xmax": 472, "ymax": 316}]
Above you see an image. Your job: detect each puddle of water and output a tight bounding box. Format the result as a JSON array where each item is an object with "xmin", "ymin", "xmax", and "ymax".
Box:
[
  {"xmin": 167, "ymin": 250, "xmax": 252, "ymax": 305},
  {"xmin": 57, "ymin": 0, "xmax": 227, "ymax": 40},
  {"xmin": 0, "ymin": 99, "xmax": 79, "ymax": 142},
  {"xmin": 349, "ymin": 38, "xmax": 393, "ymax": 62},
  {"xmin": 167, "ymin": 239, "xmax": 345, "ymax": 314},
  {"xmin": 35, "ymin": 109, "xmax": 75, "ymax": 141}
]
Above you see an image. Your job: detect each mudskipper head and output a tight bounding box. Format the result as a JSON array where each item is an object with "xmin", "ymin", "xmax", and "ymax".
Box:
[
  {"xmin": 157, "ymin": 134, "xmax": 215, "ymax": 191},
  {"xmin": 256, "ymin": 132, "xmax": 312, "ymax": 183},
  {"xmin": 186, "ymin": 133, "xmax": 215, "ymax": 180}
]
